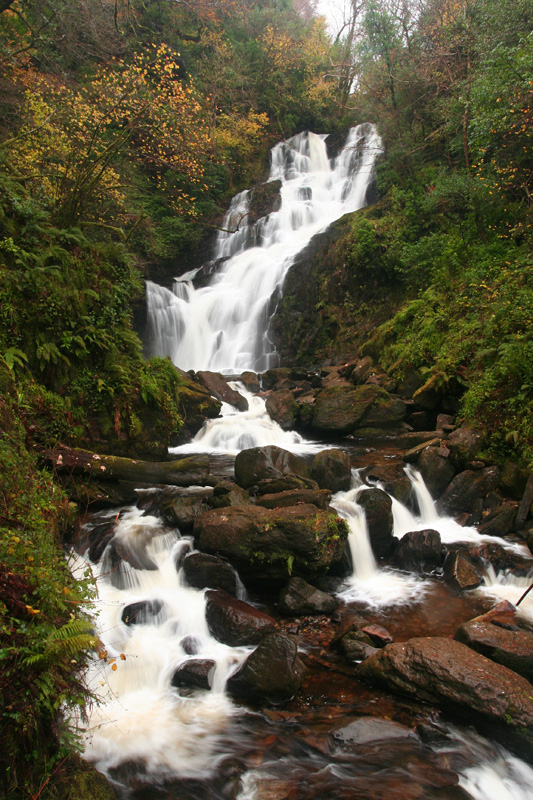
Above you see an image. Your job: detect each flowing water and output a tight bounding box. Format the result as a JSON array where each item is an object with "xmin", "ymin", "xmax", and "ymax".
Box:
[{"xmin": 76, "ymin": 126, "xmax": 533, "ymax": 797}]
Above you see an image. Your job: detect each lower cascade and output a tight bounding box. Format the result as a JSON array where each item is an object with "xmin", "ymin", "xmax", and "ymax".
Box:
[{"xmin": 73, "ymin": 128, "xmax": 533, "ymax": 798}]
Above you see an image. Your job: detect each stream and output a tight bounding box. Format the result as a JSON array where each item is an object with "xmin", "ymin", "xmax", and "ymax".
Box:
[{"xmin": 74, "ymin": 126, "xmax": 533, "ymax": 799}]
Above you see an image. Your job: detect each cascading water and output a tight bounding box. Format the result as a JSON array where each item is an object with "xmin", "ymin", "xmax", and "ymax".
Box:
[{"xmin": 144, "ymin": 124, "xmax": 382, "ymax": 373}]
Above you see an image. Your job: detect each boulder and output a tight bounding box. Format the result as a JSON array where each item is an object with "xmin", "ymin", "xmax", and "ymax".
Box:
[
  {"xmin": 278, "ymin": 577, "xmax": 339, "ymax": 616},
  {"xmin": 204, "ymin": 589, "xmax": 277, "ymax": 646},
  {"xmin": 333, "ymin": 717, "xmax": 417, "ymax": 745},
  {"xmin": 311, "ymin": 449, "xmax": 352, "ymax": 493},
  {"xmin": 360, "ymin": 463, "xmax": 413, "ymax": 505},
  {"xmin": 121, "ymin": 600, "xmax": 163, "ymax": 626},
  {"xmin": 393, "ymin": 530, "xmax": 442, "ymax": 573},
  {"xmin": 226, "ymin": 632, "xmax": 306, "ymax": 704},
  {"xmin": 265, "ymin": 390, "xmax": 300, "ymax": 430},
  {"xmin": 182, "ymin": 552, "xmax": 239, "ymax": 596},
  {"xmin": 358, "ymin": 636, "xmax": 533, "ymax": 757},
  {"xmin": 437, "ymin": 467, "xmax": 501, "ymax": 517},
  {"xmin": 159, "ymin": 494, "xmax": 211, "ymax": 531},
  {"xmin": 349, "ymin": 356, "xmax": 377, "ymax": 385},
  {"xmin": 256, "ymin": 488, "xmax": 331, "ymax": 510},
  {"xmin": 446, "ymin": 426, "xmax": 485, "ymax": 469},
  {"xmin": 261, "ymin": 368, "xmax": 293, "ymax": 390},
  {"xmin": 339, "ymin": 631, "xmax": 380, "ymax": 662},
  {"xmin": 195, "ymin": 504, "xmax": 349, "ymax": 583},
  {"xmin": 310, "ymin": 385, "xmax": 379, "ymax": 434},
  {"xmin": 171, "ymin": 659, "xmax": 215, "ymax": 691},
  {"xmin": 360, "ymin": 624, "xmax": 394, "ymax": 647},
  {"xmin": 196, "ymin": 370, "xmax": 248, "ymax": 411},
  {"xmin": 517, "ymin": 473, "xmax": 533, "ymax": 529},
  {"xmin": 412, "ymin": 376, "xmax": 442, "ymax": 411},
  {"xmin": 248, "ymin": 179, "xmax": 282, "ymax": 219},
  {"xmin": 357, "ymin": 488, "xmax": 395, "ymax": 558},
  {"xmin": 234, "ymin": 445, "xmax": 310, "ymax": 489},
  {"xmin": 175, "ymin": 377, "xmax": 222, "ymax": 443},
  {"xmin": 417, "ymin": 447, "xmax": 456, "ymax": 500},
  {"xmin": 477, "ymin": 503, "xmax": 517, "ymax": 537},
  {"xmin": 361, "ymin": 391, "xmax": 406, "ymax": 428},
  {"xmin": 209, "ymin": 481, "xmax": 252, "ymax": 509},
  {"xmin": 454, "ymin": 603, "xmax": 533, "ymax": 682},
  {"xmin": 500, "ymin": 461, "xmax": 528, "ymax": 500},
  {"xmin": 255, "ymin": 474, "xmax": 319, "ymax": 495},
  {"xmin": 240, "ymin": 371, "xmax": 260, "ymax": 393},
  {"xmin": 443, "ymin": 551, "xmax": 484, "ymax": 591}
]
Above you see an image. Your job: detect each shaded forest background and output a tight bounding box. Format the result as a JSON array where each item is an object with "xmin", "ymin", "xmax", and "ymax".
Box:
[{"xmin": 0, "ymin": 0, "xmax": 532, "ymax": 796}]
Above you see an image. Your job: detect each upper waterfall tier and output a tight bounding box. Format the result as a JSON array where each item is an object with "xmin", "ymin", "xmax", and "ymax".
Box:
[{"xmin": 145, "ymin": 123, "xmax": 382, "ymax": 373}]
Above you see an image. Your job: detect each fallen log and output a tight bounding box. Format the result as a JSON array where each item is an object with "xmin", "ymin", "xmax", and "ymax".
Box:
[{"xmin": 44, "ymin": 447, "xmax": 211, "ymax": 487}]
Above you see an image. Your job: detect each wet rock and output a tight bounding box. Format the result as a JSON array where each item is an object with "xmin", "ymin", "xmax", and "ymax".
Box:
[
  {"xmin": 205, "ymin": 589, "xmax": 277, "ymax": 646},
  {"xmin": 443, "ymin": 551, "xmax": 484, "ymax": 591},
  {"xmin": 311, "ymin": 449, "xmax": 352, "ymax": 493},
  {"xmin": 278, "ymin": 577, "xmax": 339, "ymax": 616},
  {"xmin": 105, "ymin": 537, "xmax": 157, "ymax": 574},
  {"xmin": 121, "ymin": 600, "xmax": 163, "ymax": 626},
  {"xmin": 180, "ymin": 635, "xmax": 202, "ymax": 655},
  {"xmin": 182, "ymin": 552, "xmax": 239, "ymax": 595},
  {"xmin": 248, "ymin": 179, "xmax": 282, "ymax": 219},
  {"xmin": 477, "ymin": 503, "xmax": 517, "ymax": 537},
  {"xmin": 393, "ymin": 529, "xmax": 442, "ymax": 573},
  {"xmin": 454, "ymin": 603, "xmax": 533, "ymax": 682},
  {"xmin": 517, "ymin": 473, "xmax": 533, "ymax": 529},
  {"xmin": 357, "ymin": 488, "xmax": 395, "ymax": 558},
  {"xmin": 333, "ymin": 717, "xmax": 417, "ymax": 745},
  {"xmin": 500, "ymin": 461, "xmax": 528, "ymax": 500},
  {"xmin": 226, "ymin": 632, "xmax": 306, "ymax": 704},
  {"xmin": 402, "ymin": 438, "xmax": 441, "ymax": 463},
  {"xmin": 175, "ymin": 377, "xmax": 222, "ymax": 443},
  {"xmin": 159, "ymin": 494, "xmax": 211, "ymax": 531},
  {"xmin": 349, "ymin": 356, "xmax": 377, "ymax": 385},
  {"xmin": 195, "ymin": 504, "xmax": 349, "ymax": 583},
  {"xmin": 255, "ymin": 474, "xmax": 319, "ymax": 495},
  {"xmin": 361, "ymin": 390, "xmax": 406, "ymax": 428},
  {"xmin": 446, "ymin": 426, "xmax": 485, "ymax": 470},
  {"xmin": 261, "ymin": 368, "xmax": 293, "ymax": 390},
  {"xmin": 360, "ymin": 624, "xmax": 394, "ymax": 647},
  {"xmin": 256, "ymin": 488, "xmax": 331, "ymax": 510},
  {"xmin": 360, "ymin": 463, "xmax": 412, "ymax": 504},
  {"xmin": 265, "ymin": 390, "xmax": 300, "ymax": 430},
  {"xmin": 209, "ymin": 480, "xmax": 252, "ymax": 509},
  {"xmin": 417, "ymin": 447, "xmax": 456, "ymax": 500},
  {"xmin": 171, "ymin": 659, "xmax": 215, "ymax": 691},
  {"xmin": 437, "ymin": 467, "xmax": 501, "ymax": 517},
  {"xmin": 234, "ymin": 445, "xmax": 310, "ymax": 489},
  {"xmin": 310, "ymin": 385, "xmax": 373, "ymax": 434},
  {"xmin": 240, "ymin": 371, "xmax": 260, "ymax": 393},
  {"xmin": 340, "ymin": 631, "xmax": 380, "ymax": 662},
  {"xmin": 196, "ymin": 370, "xmax": 248, "ymax": 412},
  {"xmin": 358, "ymin": 636, "xmax": 533, "ymax": 758}
]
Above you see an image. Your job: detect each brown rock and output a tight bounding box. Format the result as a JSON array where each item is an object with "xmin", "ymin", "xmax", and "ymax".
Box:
[
  {"xmin": 255, "ymin": 488, "xmax": 332, "ymax": 510},
  {"xmin": 205, "ymin": 589, "xmax": 277, "ymax": 646},
  {"xmin": 265, "ymin": 390, "xmax": 300, "ymax": 430},
  {"xmin": 234, "ymin": 445, "xmax": 309, "ymax": 489},
  {"xmin": 226, "ymin": 632, "xmax": 306, "ymax": 704},
  {"xmin": 196, "ymin": 370, "xmax": 248, "ymax": 411},
  {"xmin": 443, "ymin": 551, "xmax": 484, "ymax": 591},
  {"xmin": 311, "ymin": 448, "xmax": 352, "ymax": 492}
]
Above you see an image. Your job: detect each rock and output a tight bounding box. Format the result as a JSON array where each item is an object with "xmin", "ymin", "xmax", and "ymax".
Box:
[
  {"xmin": 278, "ymin": 577, "xmax": 339, "ymax": 616},
  {"xmin": 403, "ymin": 438, "xmax": 442, "ymax": 463},
  {"xmin": 408, "ymin": 411, "xmax": 436, "ymax": 431},
  {"xmin": 443, "ymin": 551, "xmax": 484, "ymax": 590},
  {"xmin": 226, "ymin": 632, "xmax": 306, "ymax": 704},
  {"xmin": 159, "ymin": 494, "xmax": 211, "ymax": 531},
  {"xmin": 248, "ymin": 179, "xmax": 282, "ymax": 219},
  {"xmin": 205, "ymin": 589, "xmax": 277, "ymax": 646},
  {"xmin": 310, "ymin": 385, "xmax": 372, "ymax": 434},
  {"xmin": 195, "ymin": 504, "xmax": 349, "ymax": 583},
  {"xmin": 397, "ymin": 367, "xmax": 424, "ymax": 399},
  {"xmin": 333, "ymin": 717, "xmax": 417, "ymax": 745},
  {"xmin": 196, "ymin": 370, "xmax": 248, "ymax": 411},
  {"xmin": 261, "ymin": 368, "xmax": 293, "ymax": 390},
  {"xmin": 361, "ymin": 391, "xmax": 406, "ymax": 427},
  {"xmin": 209, "ymin": 481, "xmax": 252, "ymax": 509},
  {"xmin": 412, "ymin": 375, "xmax": 442, "ymax": 411},
  {"xmin": 393, "ymin": 530, "xmax": 442, "ymax": 573},
  {"xmin": 358, "ymin": 636, "xmax": 533, "ymax": 758},
  {"xmin": 180, "ymin": 635, "xmax": 202, "ymax": 655},
  {"xmin": 360, "ymin": 463, "xmax": 413, "ymax": 504},
  {"xmin": 446, "ymin": 426, "xmax": 485, "ymax": 470},
  {"xmin": 175, "ymin": 376, "xmax": 222, "ymax": 443},
  {"xmin": 477, "ymin": 504, "xmax": 517, "ymax": 537},
  {"xmin": 255, "ymin": 475, "xmax": 319, "ymax": 494},
  {"xmin": 349, "ymin": 356, "xmax": 376, "ymax": 385},
  {"xmin": 340, "ymin": 632, "xmax": 380, "ymax": 662},
  {"xmin": 171, "ymin": 659, "xmax": 215, "ymax": 691},
  {"xmin": 417, "ymin": 447, "xmax": 456, "ymax": 499},
  {"xmin": 360, "ymin": 624, "xmax": 394, "ymax": 647},
  {"xmin": 240, "ymin": 371, "xmax": 260, "ymax": 393},
  {"xmin": 265, "ymin": 390, "xmax": 300, "ymax": 430},
  {"xmin": 311, "ymin": 449, "xmax": 352, "ymax": 492},
  {"xmin": 255, "ymin": 488, "xmax": 332, "ymax": 510},
  {"xmin": 454, "ymin": 604, "xmax": 533, "ymax": 682},
  {"xmin": 357, "ymin": 488, "xmax": 395, "ymax": 558},
  {"xmin": 234, "ymin": 445, "xmax": 310, "ymax": 489},
  {"xmin": 436, "ymin": 413, "xmax": 455, "ymax": 431},
  {"xmin": 121, "ymin": 600, "xmax": 163, "ymax": 626},
  {"xmin": 517, "ymin": 473, "xmax": 533, "ymax": 529},
  {"xmin": 500, "ymin": 461, "xmax": 528, "ymax": 500},
  {"xmin": 182, "ymin": 552, "xmax": 239, "ymax": 595},
  {"xmin": 437, "ymin": 467, "xmax": 501, "ymax": 517}
]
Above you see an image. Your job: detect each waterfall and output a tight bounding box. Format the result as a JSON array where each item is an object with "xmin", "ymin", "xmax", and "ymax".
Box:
[{"xmin": 144, "ymin": 123, "xmax": 382, "ymax": 373}]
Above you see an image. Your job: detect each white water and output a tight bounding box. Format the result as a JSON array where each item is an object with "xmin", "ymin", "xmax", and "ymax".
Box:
[
  {"xmin": 145, "ymin": 124, "xmax": 382, "ymax": 373},
  {"xmin": 171, "ymin": 382, "xmax": 321, "ymax": 456},
  {"xmin": 331, "ymin": 467, "xmax": 530, "ymax": 607},
  {"xmin": 72, "ymin": 509, "xmax": 250, "ymax": 778}
]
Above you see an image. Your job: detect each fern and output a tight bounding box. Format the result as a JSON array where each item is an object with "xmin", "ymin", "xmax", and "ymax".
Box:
[{"xmin": 22, "ymin": 618, "xmax": 98, "ymax": 668}]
